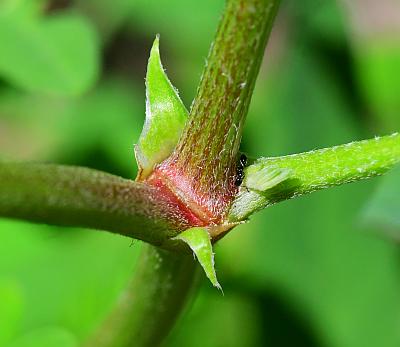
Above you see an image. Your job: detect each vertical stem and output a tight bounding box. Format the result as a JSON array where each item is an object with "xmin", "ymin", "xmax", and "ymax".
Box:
[
  {"xmin": 84, "ymin": 2, "xmax": 282, "ymax": 345},
  {"xmin": 84, "ymin": 244, "xmax": 199, "ymax": 347},
  {"xmin": 161, "ymin": 0, "xmax": 281, "ymax": 220}
]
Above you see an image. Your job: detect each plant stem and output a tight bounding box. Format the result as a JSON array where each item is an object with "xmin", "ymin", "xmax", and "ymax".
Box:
[
  {"xmin": 3, "ymin": 133, "xmax": 398, "ymax": 240},
  {"xmin": 230, "ymin": 133, "xmax": 400, "ymax": 221},
  {"xmin": 159, "ymin": 0, "xmax": 281, "ymax": 221},
  {"xmin": 84, "ymin": 244, "xmax": 199, "ymax": 347},
  {"xmin": 0, "ymin": 162, "xmax": 197, "ymax": 248}
]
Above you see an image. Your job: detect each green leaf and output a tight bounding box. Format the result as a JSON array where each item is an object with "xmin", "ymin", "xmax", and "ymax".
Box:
[
  {"xmin": 0, "ymin": 280, "xmax": 23, "ymax": 347},
  {"xmin": 0, "ymin": 4, "xmax": 99, "ymax": 95},
  {"xmin": 135, "ymin": 36, "xmax": 188, "ymax": 179},
  {"xmin": 167, "ymin": 291, "xmax": 261, "ymax": 347},
  {"xmin": 75, "ymin": 0, "xmax": 135, "ymax": 41},
  {"xmin": 173, "ymin": 227, "xmax": 221, "ymax": 290},
  {"xmin": 355, "ymin": 41, "xmax": 400, "ymax": 129},
  {"xmin": 0, "ymin": 218, "xmax": 139, "ymax": 341},
  {"xmin": 0, "ymin": 0, "xmax": 46, "ymax": 19},
  {"xmin": 7, "ymin": 327, "xmax": 77, "ymax": 347},
  {"xmin": 361, "ymin": 165, "xmax": 400, "ymax": 237}
]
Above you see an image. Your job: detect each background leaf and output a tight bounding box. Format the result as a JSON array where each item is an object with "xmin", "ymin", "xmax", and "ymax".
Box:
[
  {"xmin": 361, "ymin": 165, "xmax": 400, "ymax": 238},
  {"xmin": 0, "ymin": 4, "xmax": 99, "ymax": 95},
  {"xmin": 7, "ymin": 326, "xmax": 77, "ymax": 347},
  {"xmin": 0, "ymin": 279, "xmax": 23, "ymax": 347}
]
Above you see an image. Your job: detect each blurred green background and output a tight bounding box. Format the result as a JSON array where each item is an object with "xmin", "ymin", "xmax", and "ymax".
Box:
[{"xmin": 0, "ymin": 0, "xmax": 399, "ymax": 346}]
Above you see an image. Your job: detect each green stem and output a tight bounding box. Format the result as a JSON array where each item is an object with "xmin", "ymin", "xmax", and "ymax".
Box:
[
  {"xmin": 83, "ymin": 244, "xmax": 199, "ymax": 347},
  {"xmin": 162, "ymin": 0, "xmax": 281, "ymax": 219},
  {"xmin": 230, "ymin": 133, "xmax": 400, "ymax": 221},
  {"xmin": 0, "ymin": 162, "xmax": 194, "ymax": 248}
]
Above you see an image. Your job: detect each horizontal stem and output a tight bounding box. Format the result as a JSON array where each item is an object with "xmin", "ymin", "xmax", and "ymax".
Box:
[
  {"xmin": 229, "ymin": 133, "xmax": 400, "ymax": 220},
  {"xmin": 84, "ymin": 244, "xmax": 199, "ymax": 347},
  {"xmin": 0, "ymin": 162, "xmax": 196, "ymax": 248}
]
